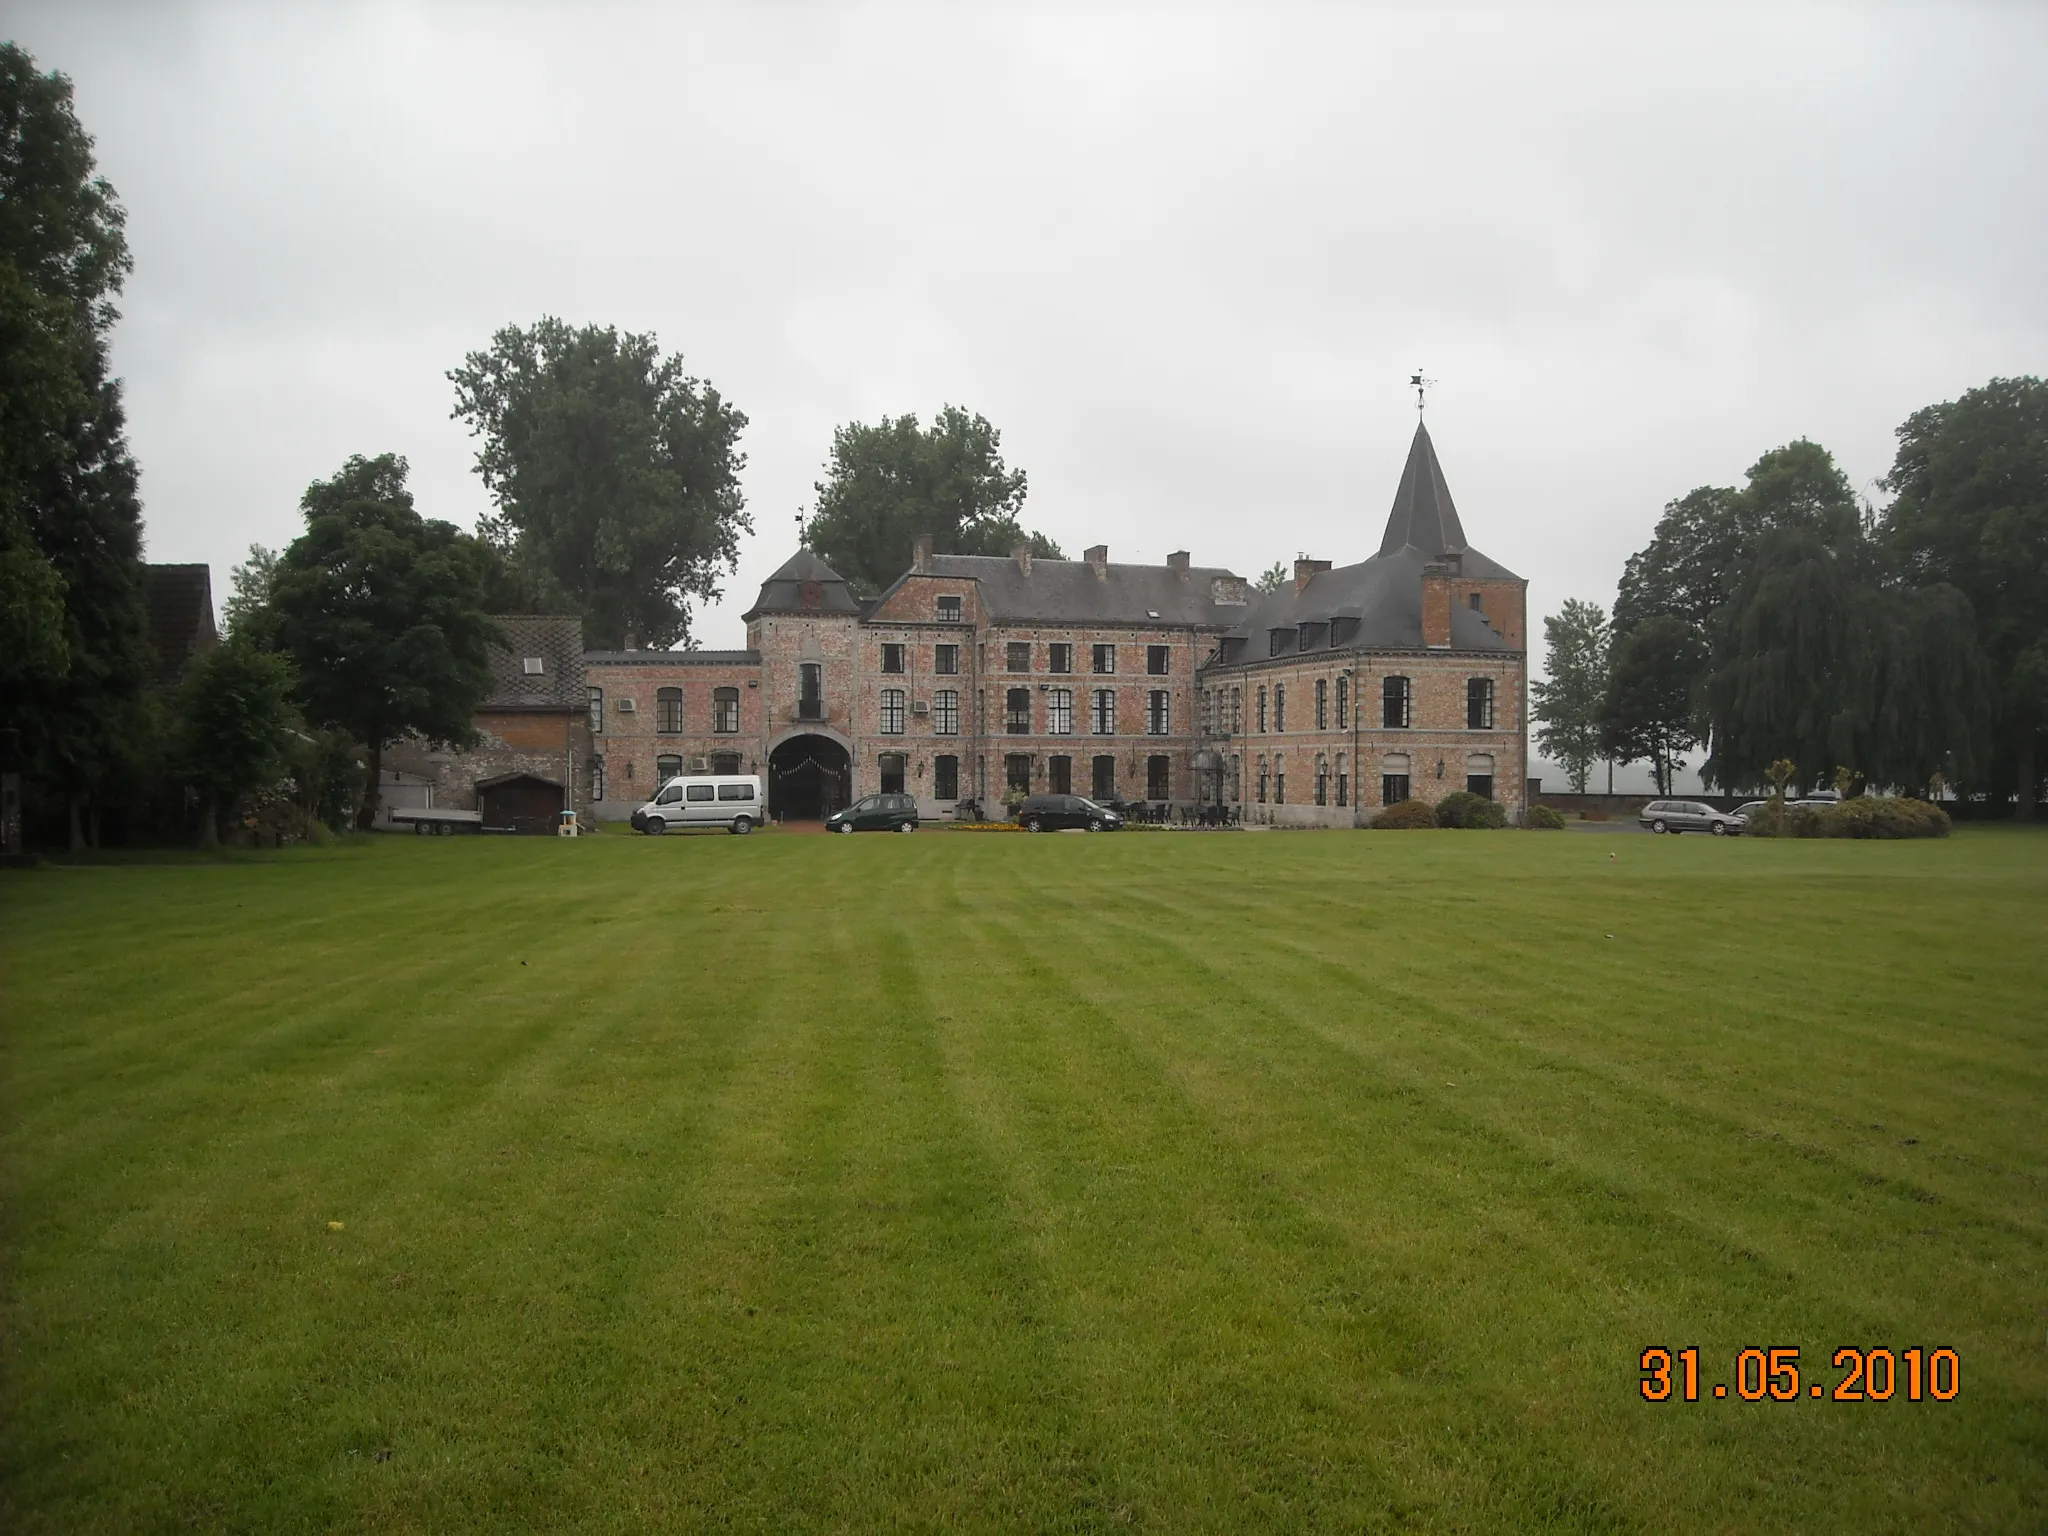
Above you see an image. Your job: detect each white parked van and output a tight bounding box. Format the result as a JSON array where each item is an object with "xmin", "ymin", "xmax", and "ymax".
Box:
[{"xmin": 631, "ymin": 776, "xmax": 764, "ymax": 835}]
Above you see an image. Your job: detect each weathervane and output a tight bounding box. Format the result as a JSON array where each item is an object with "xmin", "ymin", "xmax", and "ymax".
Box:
[{"xmin": 1410, "ymin": 368, "xmax": 1435, "ymax": 418}]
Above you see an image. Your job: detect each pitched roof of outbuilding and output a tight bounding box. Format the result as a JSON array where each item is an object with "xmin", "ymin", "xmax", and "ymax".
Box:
[
  {"xmin": 144, "ymin": 564, "xmax": 219, "ymax": 686},
  {"xmin": 743, "ymin": 549, "xmax": 861, "ymax": 619},
  {"xmin": 485, "ymin": 615, "xmax": 586, "ymax": 707},
  {"xmin": 917, "ymin": 554, "xmax": 1247, "ymax": 627}
]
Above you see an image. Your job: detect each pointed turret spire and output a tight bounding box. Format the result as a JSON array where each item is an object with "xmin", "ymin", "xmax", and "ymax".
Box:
[{"xmin": 1377, "ymin": 421, "xmax": 1468, "ymax": 559}]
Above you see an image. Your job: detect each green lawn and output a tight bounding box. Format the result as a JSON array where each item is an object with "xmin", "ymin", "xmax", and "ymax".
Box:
[{"xmin": 3, "ymin": 827, "xmax": 2044, "ymax": 1532}]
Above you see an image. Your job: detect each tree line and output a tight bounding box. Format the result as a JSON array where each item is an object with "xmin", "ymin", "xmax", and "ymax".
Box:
[
  {"xmin": 1534, "ymin": 386, "xmax": 2047, "ymax": 818},
  {"xmin": 1, "ymin": 44, "xmax": 1069, "ymax": 848}
]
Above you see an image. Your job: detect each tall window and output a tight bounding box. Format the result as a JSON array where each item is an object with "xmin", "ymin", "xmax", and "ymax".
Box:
[
  {"xmin": 937, "ymin": 595, "xmax": 962, "ymax": 622},
  {"xmin": 1091, "ymin": 688, "xmax": 1117, "ymax": 734},
  {"xmin": 1383, "ymin": 675, "xmax": 1411, "ymax": 728},
  {"xmin": 1274, "ymin": 755, "xmax": 1286, "ymax": 804},
  {"xmin": 656, "ymin": 753, "xmax": 683, "ymax": 784},
  {"xmin": 1232, "ymin": 687, "xmax": 1242, "ymax": 733},
  {"xmin": 935, "ymin": 643, "xmax": 959, "ymax": 675},
  {"xmin": 1257, "ymin": 757, "xmax": 1268, "ymax": 803},
  {"xmin": 1230, "ymin": 754, "xmax": 1241, "ymax": 803},
  {"xmin": 881, "ymin": 643, "xmax": 905, "ymax": 674},
  {"xmin": 1256, "ymin": 687, "xmax": 1268, "ymax": 732},
  {"xmin": 710, "ymin": 752, "xmax": 740, "ymax": 775},
  {"xmin": 934, "ymin": 755, "xmax": 959, "ymax": 799},
  {"xmin": 1007, "ymin": 641, "xmax": 1032, "ymax": 672},
  {"xmin": 1147, "ymin": 690, "xmax": 1170, "ymax": 734},
  {"xmin": 880, "ymin": 688, "xmax": 906, "ymax": 734},
  {"xmin": 1274, "ymin": 684, "xmax": 1286, "ymax": 733},
  {"xmin": 1315, "ymin": 755, "xmax": 1328, "ymax": 806},
  {"xmin": 587, "ymin": 686, "xmax": 604, "ymax": 734},
  {"xmin": 713, "ymin": 687, "xmax": 740, "ymax": 733},
  {"xmin": 1315, "ymin": 678, "xmax": 1328, "ymax": 730},
  {"xmin": 1467, "ymin": 677, "xmax": 1495, "ymax": 729},
  {"xmin": 799, "ymin": 663, "xmax": 823, "ymax": 720},
  {"xmin": 1092, "ymin": 755, "xmax": 1115, "ymax": 799},
  {"xmin": 1336, "ymin": 675, "xmax": 1349, "ymax": 729},
  {"xmin": 1336, "ymin": 753, "xmax": 1349, "ymax": 807},
  {"xmin": 1006, "ymin": 687, "xmax": 1031, "ymax": 733},
  {"xmin": 590, "ymin": 755, "xmax": 606, "ymax": 802},
  {"xmin": 879, "ymin": 752, "xmax": 906, "ymax": 793},
  {"xmin": 1147, "ymin": 644, "xmax": 1169, "ymax": 675},
  {"xmin": 1092, "ymin": 644, "xmax": 1116, "ymax": 674},
  {"xmin": 1049, "ymin": 643, "xmax": 1073, "ymax": 674},
  {"xmin": 934, "ymin": 689, "xmax": 959, "ymax": 735},
  {"xmin": 1049, "ymin": 755, "xmax": 1072, "ymax": 794},
  {"xmin": 1147, "ymin": 755, "xmax": 1170, "ymax": 799},
  {"xmin": 1467, "ymin": 773, "xmax": 1494, "ymax": 799},
  {"xmin": 1006, "ymin": 754, "xmax": 1032, "ymax": 794},
  {"xmin": 1383, "ymin": 772, "xmax": 1410, "ymax": 805},
  {"xmin": 1048, "ymin": 687, "xmax": 1073, "ymax": 734},
  {"xmin": 656, "ymin": 687, "xmax": 684, "ymax": 733}
]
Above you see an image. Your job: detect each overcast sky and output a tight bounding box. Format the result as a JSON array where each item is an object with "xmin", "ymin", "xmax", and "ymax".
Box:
[{"xmin": 15, "ymin": 3, "xmax": 2048, "ymax": 777}]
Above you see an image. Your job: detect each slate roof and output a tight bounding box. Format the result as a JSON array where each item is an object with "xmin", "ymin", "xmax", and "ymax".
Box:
[
  {"xmin": 583, "ymin": 649, "xmax": 762, "ymax": 667},
  {"xmin": 912, "ymin": 555, "xmax": 1248, "ymax": 628},
  {"xmin": 1217, "ymin": 424, "xmax": 1523, "ymax": 660},
  {"xmin": 144, "ymin": 564, "xmax": 219, "ymax": 686},
  {"xmin": 743, "ymin": 549, "xmax": 862, "ymax": 619},
  {"xmin": 485, "ymin": 615, "xmax": 586, "ymax": 708}
]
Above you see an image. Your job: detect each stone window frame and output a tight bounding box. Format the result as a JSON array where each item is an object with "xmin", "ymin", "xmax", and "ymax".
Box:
[
  {"xmin": 1383, "ymin": 675, "xmax": 1412, "ymax": 729},
  {"xmin": 934, "ymin": 643, "xmax": 960, "ymax": 676},
  {"xmin": 1315, "ymin": 754, "xmax": 1329, "ymax": 806},
  {"xmin": 1090, "ymin": 688, "xmax": 1117, "ymax": 736},
  {"xmin": 712, "ymin": 687, "xmax": 741, "ymax": 734},
  {"xmin": 1256, "ymin": 756, "xmax": 1269, "ymax": 804},
  {"xmin": 1005, "ymin": 687, "xmax": 1031, "ymax": 734},
  {"xmin": 933, "ymin": 689, "xmax": 959, "ymax": 735},
  {"xmin": 1092, "ymin": 754, "xmax": 1116, "ymax": 800},
  {"xmin": 1146, "ymin": 754, "xmax": 1170, "ymax": 799},
  {"xmin": 1048, "ymin": 754, "xmax": 1072, "ymax": 795},
  {"xmin": 1256, "ymin": 686, "xmax": 1268, "ymax": 733},
  {"xmin": 881, "ymin": 643, "xmax": 906, "ymax": 674},
  {"xmin": 1006, "ymin": 641, "xmax": 1032, "ymax": 673},
  {"xmin": 880, "ymin": 687, "xmax": 907, "ymax": 735},
  {"xmin": 934, "ymin": 754, "xmax": 959, "ymax": 799},
  {"xmin": 1336, "ymin": 753, "xmax": 1349, "ymax": 807},
  {"xmin": 1047, "ymin": 687, "xmax": 1074, "ymax": 735},
  {"xmin": 1092, "ymin": 643, "xmax": 1116, "ymax": 675},
  {"xmin": 656, "ymin": 752, "xmax": 684, "ymax": 785},
  {"xmin": 1336, "ymin": 675, "xmax": 1349, "ymax": 729},
  {"xmin": 656, "ymin": 687, "xmax": 684, "ymax": 733},
  {"xmin": 1274, "ymin": 754, "xmax": 1286, "ymax": 805},
  {"xmin": 1274, "ymin": 683, "xmax": 1287, "ymax": 733},
  {"xmin": 1467, "ymin": 677, "xmax": 1496, "ymax": 730},
  {"xmin": 1146, "ymin": 644, "xmax": 1170, "ymax": 676},
  {"xmin": 1049, "ymin": 642, "xmax": 1074, "ymax": 674},
  {"xmin": 1146, "ymin": 690, "xmax": 1170, "ymax": 735},
  {"xmin": 1315, "ymin": 677, "xmax": 1328, "ymax": 731}
]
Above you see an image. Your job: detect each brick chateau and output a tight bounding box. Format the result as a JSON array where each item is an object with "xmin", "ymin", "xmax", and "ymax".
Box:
[{"xmin": 394, "ymin": 423, "xmax": 1528, "ymax": 827}]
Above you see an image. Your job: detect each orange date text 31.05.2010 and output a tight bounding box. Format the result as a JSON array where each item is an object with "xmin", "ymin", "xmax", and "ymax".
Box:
[{"xmin": 1640, "ymin": 1346, "xmax": 1959, "ymax": 1403}]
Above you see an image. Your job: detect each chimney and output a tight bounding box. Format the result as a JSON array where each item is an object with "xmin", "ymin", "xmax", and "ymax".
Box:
[
  {"xmin": 1421, "ymin": 562, "xmax": 1452, "ymax": 648},
  {"xmin": 1012, "ymin": 542, "xmax": 1033, "ymax": 577},
  {"xmin": 1293, "ymin": 557, "xmax": 1331, "ymax": 593},
  {"xmin": 1167, "ymin": 550, "xmax": 1190, "ymax": 573},
  {"xmin": 1084, "ymin": 543, "xmax": 1108, "ymax": 577},
  {"xmin": 623, "ymin": 632, "xmax": 639, "ymax": 652},
  {"xmin": 911, "ymin": 533, "xmax": 933, "ymax": 574}
]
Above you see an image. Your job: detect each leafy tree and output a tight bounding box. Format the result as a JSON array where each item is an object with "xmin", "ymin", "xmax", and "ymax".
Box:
[
  {"xmin": 1531, "ymin": 598, "xmax": 1609, "ymax": 793},
  {"xmin": 1598, "ymin": 615, "xmax": 1704, "ymax": 795},
  {"xmin": 1882, "ymin": 376, "xmax": 2048, "ymax": 818},
  {"xmin": 448, "ymin": 318, "xmax": 748, "ymax": 648},
  {"xmin": 223, "ymin": 542, "xmax": 277, "ymax": 637},
  {"xmin": 0, "ymin": 45, "xmax": 152, "ymax": 848},
  {"xmin": 171, "ymin": 636, "xmax": 295, "ymax": 849},
  {"xmin": 803, "ymin": 406, "xmax": 1062, "ymax": 596},
  {"xmin": 264, "ymin": 454, "xmax": 501, "ymax": 828},
  {"xmin": 1254, "ymin": 562, "xmax": 1288, "ymax": 595}
]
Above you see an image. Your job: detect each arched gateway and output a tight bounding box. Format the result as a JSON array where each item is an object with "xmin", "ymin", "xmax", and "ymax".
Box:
[{"xmin": 768, "ymin": 732, "xmax": 851, "ymax": 822}]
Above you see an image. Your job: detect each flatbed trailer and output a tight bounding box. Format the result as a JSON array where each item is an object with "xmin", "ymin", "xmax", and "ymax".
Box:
[{"xmin": 388, "ymin": 807, "xmax": 485, "ymax": 836}]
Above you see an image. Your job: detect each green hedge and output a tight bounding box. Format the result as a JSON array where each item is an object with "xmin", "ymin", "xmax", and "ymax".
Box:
[
  {"xmin": 1433, "ymin": 791, "xmax": 1508, "ymax": 829},
  {"xmin": 1745, "ymin": 798, "xmax": 1951, "ymax": 839},
  {"xmin": 1370, "ymin": 798, "xmax": 1439, "ymax": 829},
  {"xmin": 1526, "ymin": 804, "xmax": 1567, "ymax": 830}
]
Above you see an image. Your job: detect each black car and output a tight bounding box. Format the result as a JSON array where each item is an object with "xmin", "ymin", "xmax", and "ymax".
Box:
[{"xmin": 1016, "ymin": 794, "xmax": 1124, "ymax": 832}]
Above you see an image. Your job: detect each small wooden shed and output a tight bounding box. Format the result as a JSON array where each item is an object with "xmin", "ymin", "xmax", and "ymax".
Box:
[{"xmin": 476, "ymin": 773, "xmax": 565, "ymax": 835}]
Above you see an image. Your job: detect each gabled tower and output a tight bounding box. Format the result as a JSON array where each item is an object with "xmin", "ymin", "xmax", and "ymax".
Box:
[{"xmin": 1378, "ymin": 422, "xmax": 1468, "ymax": 560}]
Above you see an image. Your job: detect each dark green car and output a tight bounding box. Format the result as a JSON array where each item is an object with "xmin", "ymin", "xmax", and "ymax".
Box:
[{"xmin": 826, "ymin": 793, "xmax": 920, "ymax": 834}]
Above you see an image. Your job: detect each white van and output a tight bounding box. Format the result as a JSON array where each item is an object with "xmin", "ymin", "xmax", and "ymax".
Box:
[{"xmin": 631, "ymin": 775, "xmax": 764, "ymax": 835}]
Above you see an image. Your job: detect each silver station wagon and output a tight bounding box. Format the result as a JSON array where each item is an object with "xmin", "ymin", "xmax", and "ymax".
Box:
[{"xmin": 1639, "ymin": 799, "xmax": 1745, "ymax": 836}]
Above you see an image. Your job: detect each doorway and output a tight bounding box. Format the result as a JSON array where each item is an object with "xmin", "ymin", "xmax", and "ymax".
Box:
[{"xmin": 769, "ymin": 734, "xmax": 851, "ymax": 821}]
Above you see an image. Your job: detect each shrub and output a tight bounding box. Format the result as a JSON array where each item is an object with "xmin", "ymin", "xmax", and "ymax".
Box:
[
  {"xmin": 1433, "ymin": 790, "xmax": 1508, "ymax": 829},
  {"xmin": 1527, "ymin": 804, "xmax": 1567, "ymax": 830},
  {"xmin": 1745, "ymin": 797, "xmax": 1950, "ymax": 840},
  {"xmin": 1371, "ymin": 798, "xmax": 1438, "ymax": 829}
]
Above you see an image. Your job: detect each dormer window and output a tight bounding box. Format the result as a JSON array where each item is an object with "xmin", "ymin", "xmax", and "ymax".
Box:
[
  {"xmin": 1298, "ymin": 623, "xmax": 1314, "ymax": 652},
  {"xmin": 937, "ymin": 595, "xmax": 963, "ymax": 622},
  {"xmin": 522, "ymin": 657, "xmax": 545, "ymax": 675},
  {"xmin": 1268, "ymin": 629, "xmax": 1291, "ymax": 657}
]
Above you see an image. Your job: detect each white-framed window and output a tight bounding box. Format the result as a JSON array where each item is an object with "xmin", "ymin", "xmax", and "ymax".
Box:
[
  {"xmin": 937, "ymin": 595, "xmax": 963, "ymax": 622},
  {"xmin": 656, "ymin": 687, "xmax": 684, "ymax": 733},
  {"xmin": 1091, "ymin": 688, "xmax": 1117, "ymax": 735},
  {"xmin": 1147, "ymin": 690, "xmax": 1169, "ymax": 734},
  {"xmin": 713, "ymin": 687, "xmax": 740, "ymax": 733},
  {"xmin": 880, "ymin": 687, "xmax": 906, "ymax": 734},
  {"xmin": 933, "ymin": 689, "xmax": 959, "ymax": 734},
  {"xmin": 1092, "ymin": 643, "xmax": 1116, "ymax": 674},
  {"xmin": 935, "ymin": 643, "xmax": 959, "ymax": 675},
  {"xmin": 523, "ymin": 656, "xmax": 545, "ymax": 675},
  {"xmin": 1048, "ymin": 687, "xmax": 1073, "ymax": 735}
]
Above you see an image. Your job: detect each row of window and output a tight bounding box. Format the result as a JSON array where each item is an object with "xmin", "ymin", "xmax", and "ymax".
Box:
[
  {"xmin": 589, "ymin": 751, "xmax": 746, "ymax": 800},
  {"xmin": 1002, "ymin": 754, "xmax": 1172, "ymax": 801},
  {"xmin": 866, "ymin": 687, "xmax": 1175, "ymax": 736},
  {"xmin": 1205, "ymin": 676, "xmax": 1497, "ymax": 734},
  {"xmin": 1226, "ymin": 753, "xmax": 1492, "ymax": 808},
  {"xmin": 589, "ymin": 687, "xmax": 741, "ymax": 736}
]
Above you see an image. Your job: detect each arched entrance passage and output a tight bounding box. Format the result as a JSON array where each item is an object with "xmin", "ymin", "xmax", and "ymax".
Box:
[{"xmin": 769, "ymin": 733, "xmax": 852, "ymax": 822}]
